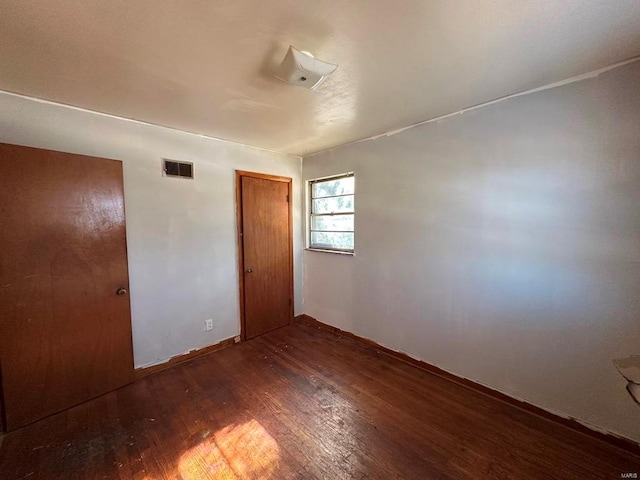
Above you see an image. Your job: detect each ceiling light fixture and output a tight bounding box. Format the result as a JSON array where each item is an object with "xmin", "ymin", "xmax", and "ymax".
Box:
[{"xmin": 274, "ymin": 46, "xmax": 338, "ymax": 90}]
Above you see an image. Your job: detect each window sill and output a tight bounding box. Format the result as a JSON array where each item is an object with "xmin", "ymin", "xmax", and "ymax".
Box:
[{"xmin": 305, "ymin": 248, "xmax": 354, "ymax": 256}]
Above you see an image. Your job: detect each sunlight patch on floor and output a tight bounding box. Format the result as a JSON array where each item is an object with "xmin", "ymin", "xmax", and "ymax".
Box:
[{"xmin": 177, "ymin": 419, "xmax": 280, "ymax": 479}]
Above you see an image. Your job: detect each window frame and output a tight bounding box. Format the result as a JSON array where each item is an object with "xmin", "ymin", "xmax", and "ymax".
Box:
[{"xmin": 306, "ymin": 172, "xmax": 355, "ymax": 254}]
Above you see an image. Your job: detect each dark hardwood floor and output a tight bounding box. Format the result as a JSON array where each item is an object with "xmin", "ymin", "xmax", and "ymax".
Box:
[{"xmin": 0, "ymin": 322, "xmax": 638, "ymax": 479}]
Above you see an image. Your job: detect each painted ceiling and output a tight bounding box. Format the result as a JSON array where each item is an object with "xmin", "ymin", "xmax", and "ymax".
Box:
[{"xmin": 1, "ymin": 0, "xmax": 639, "ymax": 155}]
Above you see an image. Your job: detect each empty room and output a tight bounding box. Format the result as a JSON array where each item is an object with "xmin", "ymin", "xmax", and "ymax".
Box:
[{"xmin": 1, "ymin": 1, "xmax": 640, "ymax": 479}]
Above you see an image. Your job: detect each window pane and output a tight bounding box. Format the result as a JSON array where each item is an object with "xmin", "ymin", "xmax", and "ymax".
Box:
[
  {"xmin": 311, "ymin": 232, "xmax": 354, "ymax": 251},
  {"xmin": 311, "ymin": 214, "xmax": 353, "ymax": 232},
  {"xmin": 312, "ymin": 176, "xmax": 354, "ymax": 198},
  {"xmin": 312, "ymin": 195, "xmax": 354, "ymax": 214}
]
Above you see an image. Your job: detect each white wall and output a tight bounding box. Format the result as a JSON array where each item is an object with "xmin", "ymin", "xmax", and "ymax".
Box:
[
  {"xmin": 0, "ymin": 93, "xmax": 303, "ymax": 368},
  {"xmin": 303, "ymin": 60, "xmax": 640, "ymax": 443}
]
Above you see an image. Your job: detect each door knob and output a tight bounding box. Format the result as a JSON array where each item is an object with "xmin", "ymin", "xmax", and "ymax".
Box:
[
  {"xmin": 116, "ymin": 287, "xmax": 128, "ymax": 296},
  {"xmin": 246, "ymin": 268, "xmax": 253, "ymax": 273}
]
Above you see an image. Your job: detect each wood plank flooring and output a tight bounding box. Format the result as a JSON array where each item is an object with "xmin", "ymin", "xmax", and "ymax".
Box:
[{"xmin": 0, "ymin": 322, "xmax": 638, "ymax": 479}]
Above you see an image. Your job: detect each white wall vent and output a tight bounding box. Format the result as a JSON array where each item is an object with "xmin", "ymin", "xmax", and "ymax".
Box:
[{"xmin": 162, "ymin": 158, "xmax": 194, "ymax": 179}]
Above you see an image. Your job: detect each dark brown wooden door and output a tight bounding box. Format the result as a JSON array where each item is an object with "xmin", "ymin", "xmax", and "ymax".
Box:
[
  {"xmin": 0, "ymin": 143, "xmax": 134, "ymax": 431},
  {"xmin": 238, "ymin": 172, "xmax": 293, "ymax": 339}
]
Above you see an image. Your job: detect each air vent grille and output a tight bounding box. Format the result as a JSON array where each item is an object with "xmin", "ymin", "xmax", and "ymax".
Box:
[{"xmin": 163, "ymin": 159, "xmax": 194, "ymax": 179}]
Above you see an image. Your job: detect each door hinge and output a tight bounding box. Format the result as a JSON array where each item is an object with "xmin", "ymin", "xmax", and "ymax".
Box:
[{"xmin": 286, "ymin": 194, "xmax": 289, "ymax": 203}]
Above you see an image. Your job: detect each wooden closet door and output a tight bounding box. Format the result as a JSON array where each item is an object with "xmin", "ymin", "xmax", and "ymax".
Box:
[
  {"xmin": 0, "ymin": 143, "xmax": 134, "ymax": 431},
  {"xmin": 237, "ymin": 172, "xmax": 293, "ymax": 339}
]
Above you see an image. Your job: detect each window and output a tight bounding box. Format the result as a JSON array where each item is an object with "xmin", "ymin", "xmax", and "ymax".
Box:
[{"xmin": 308, "ymin": 172, "xmax": 354, "ymax": 253}]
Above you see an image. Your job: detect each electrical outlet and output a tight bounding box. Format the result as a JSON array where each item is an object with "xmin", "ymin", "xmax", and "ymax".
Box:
[{"xmin": 205, "ymin": 319, "xmax": 213, "ymax": 331}]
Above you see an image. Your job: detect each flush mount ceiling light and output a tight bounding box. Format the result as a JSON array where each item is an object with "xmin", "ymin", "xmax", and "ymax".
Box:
[{"xmin": 274, "ymin": 46, "xmax": 338, "ymax": 90}]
